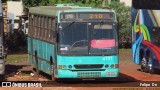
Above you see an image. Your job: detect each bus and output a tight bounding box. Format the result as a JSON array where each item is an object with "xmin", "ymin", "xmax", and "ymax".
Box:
[
  {"xmin": 131, "ymin": 0, "xmax": 160, "ymax": 73},
  {"xmin": 28, "ymin": 5, "xmax": 119, "ymax": 80},
  {"xmin": 0, "ymin": 0, "xmax": 5, "ymax": 80}
]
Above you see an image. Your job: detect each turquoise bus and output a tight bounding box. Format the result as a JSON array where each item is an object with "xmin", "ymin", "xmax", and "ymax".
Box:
[
  {"xmin": 28, "ymin": 5, "xmax": 119, "ymax": 80},
  {"xmin": 132, "ymin": 0, "xmax": 160, "ymax": 73}
]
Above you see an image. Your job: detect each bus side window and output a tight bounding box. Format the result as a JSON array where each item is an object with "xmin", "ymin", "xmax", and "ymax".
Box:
[
  {"xmin": 40, "ymin": 16, "xmax": 45, "ymax": 40},
  {"xmin": 43, "ymin": 17, "xmax": 46, "ymax": 40},
  {"xmin": 48, "ymin": 18, "xmax": 52, "ymax": 42},
  {"xmin": 33, "ymin": 15, "xmax": 37, "ymax": 38},
  {"xmin": 34, "ymin": 15, "xmax": 38, "ymax": 38},
  {"xmin": 46, "ymin": 17, "xmax": 50, "ymax": 41},
  {"xmin": 52, "ymin": 18, "xmax": 56, "ymax": 43},
  {"xmin": 38, "ymin": 16, "xmax": 41, "ymax": 38}
]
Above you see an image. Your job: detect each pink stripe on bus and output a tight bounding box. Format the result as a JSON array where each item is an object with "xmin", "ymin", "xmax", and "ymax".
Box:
[{"xmin": 91, "ymin": 39, "xmax": 115, "ymax": 48}]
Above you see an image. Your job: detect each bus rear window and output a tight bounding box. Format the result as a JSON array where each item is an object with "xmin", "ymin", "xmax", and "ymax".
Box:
[{"xmin": 132, "ymin": 0, "xmax": 160, "ymax": 10}]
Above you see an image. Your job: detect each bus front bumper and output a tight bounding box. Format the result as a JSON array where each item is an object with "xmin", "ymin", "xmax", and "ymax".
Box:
[{"xmin": 56, "ymin": 69, "xmax": 119, "ymax": 78}]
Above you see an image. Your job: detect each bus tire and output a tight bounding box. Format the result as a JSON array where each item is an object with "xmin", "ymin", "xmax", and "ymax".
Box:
[
  {"xmin": 50, "ymin": 56, "xmax": 55, "ymax": 81},
  {"xmin": 35, "ymin": 51, "xmax": 39, "ymax": 77},
  {"xmin": 33, "ymin": 68, "xmax": 36, "ymax": 72},
  {"xmin": 141, "ymin": 57, "xmax": 148, "ymax": 72}
]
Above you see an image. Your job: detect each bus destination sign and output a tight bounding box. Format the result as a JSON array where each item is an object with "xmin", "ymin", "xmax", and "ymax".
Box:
[
  {"xmin": 61, "ymin": 12, "xmax": 114, "ymax": 20},
  {"xmin": 79, "ymin": 13, "xmax": 114, "ymax": 20}
]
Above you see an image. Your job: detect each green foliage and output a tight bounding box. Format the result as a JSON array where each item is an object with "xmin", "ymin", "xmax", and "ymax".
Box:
[
  {"xmin": 22, "ymin": 0, "xmax": 49, "ymax": 13},
  {"xmin": 4, "ymin": 30, "xmax": 27, "ymax": 53},
  {"xmin": 107, "ymin": 1, "xmax": 131, "ymax": 48}
]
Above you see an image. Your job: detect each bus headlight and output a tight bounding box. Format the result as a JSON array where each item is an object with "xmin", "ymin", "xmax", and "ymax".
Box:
[
  {"xmin": 63, "ymin": 65, "xmax": 67, "ymax": 69},
  {"xmin": 110, "ymin": 64, "xmax": 114, "ymax": 68},
  {"xmin": 105, "ymin": 64, "xmax": 109, "ymax": 68},
  {"xmin": 68, "ymin": 65, "xmax": 72, "ymax": 69}
]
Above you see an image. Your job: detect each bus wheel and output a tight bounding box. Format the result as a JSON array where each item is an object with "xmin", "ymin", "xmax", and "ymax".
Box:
[
  {"xmin": 35, "ymin": 51, "xmax": 39, "ymax": 77},
  {"xmin": 141, "ymin": 58, "xmax": 148, "ymax": 72},
  {"xmin": 50, "ymin": 57, "xmax": 55, "ymax": 81},
  {"xmin": 147, "ymin": 56, "xmax": 155, "ymax": 74}
]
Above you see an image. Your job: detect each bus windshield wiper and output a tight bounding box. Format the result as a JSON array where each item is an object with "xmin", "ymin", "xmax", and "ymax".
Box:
[
  {"xmin": 93, "ymin": 21, "xmax": 104, "ymax": 34},
  {"xmin": 61, "ymin": 21, "xmax": 75, "ymax": 30},
  {"xmin": 66, "ymin": 21, "xmax": 75, "ymax": 28},
  {"xmin": 70, "ymin": 40, "xmax": 88, "ymax": 50},
  {"xmin": 98, "ymin": 21, "xmax": 104, "ymax": 29}
]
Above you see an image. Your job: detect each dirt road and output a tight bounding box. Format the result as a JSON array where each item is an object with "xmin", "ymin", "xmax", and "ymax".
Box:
[{"xmin": 2, "ymin": 50, "xmax": 160, "ymax": 89}]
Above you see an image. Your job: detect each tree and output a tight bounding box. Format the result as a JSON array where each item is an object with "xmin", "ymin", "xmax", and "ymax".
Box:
[
  {"xmin": 107, "ymin": 1, "xmax": 131, "ymax": 48},
  {"xmin": 22, "ymin": 0, "xmax": 49, "ymax": 13},
  {"xmin": 4, "ymin": 30, "xmax": 27, "ymax": 52}
]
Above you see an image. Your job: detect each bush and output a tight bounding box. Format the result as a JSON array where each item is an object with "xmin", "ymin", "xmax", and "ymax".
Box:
[{"xmin": 4, "ymin": 30, "xmax": 27, "ymax": 53}]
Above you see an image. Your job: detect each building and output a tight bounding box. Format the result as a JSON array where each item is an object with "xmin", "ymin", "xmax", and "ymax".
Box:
[
  {"xmin": 103, "ymin": 0, "xmax": 131, "ymax": 7},
  {"xmin": 120, "ymin": 0, "xmax": 131, "ymax": 6},
  {"xmin": 7, "ymin": 1, "xmax": 24, "ymax": 30}
]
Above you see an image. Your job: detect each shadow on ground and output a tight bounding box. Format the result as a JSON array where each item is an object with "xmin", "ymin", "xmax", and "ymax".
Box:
[
  {"xmin": 40, "ymin": 72, "xmax": 141, "ymax": 87},
  {"xmin": 137, "ymin": 68, "xmax": 160, "ymax": 75},
  {"xmin": 4, "ymin": 64, "xmax": 142, "ymax": 87},
  {"xmin": 5, "ymin": 64, "xmax": 32, "ymax": 77}
]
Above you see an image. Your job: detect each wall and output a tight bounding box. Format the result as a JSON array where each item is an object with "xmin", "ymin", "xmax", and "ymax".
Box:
[{"xmin": 7, "ymin": 1, "xmax": 24, "ymax": 29}]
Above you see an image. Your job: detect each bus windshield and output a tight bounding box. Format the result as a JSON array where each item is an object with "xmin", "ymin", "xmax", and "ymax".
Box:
[{"xmin": 58, "ymin": 22, "xmax": 118, "ymax": 55}]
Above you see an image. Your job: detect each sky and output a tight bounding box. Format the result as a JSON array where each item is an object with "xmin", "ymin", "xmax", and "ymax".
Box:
[{"xmin": 120, "ymin": 0, "xmax": 131, "ymax": 6}]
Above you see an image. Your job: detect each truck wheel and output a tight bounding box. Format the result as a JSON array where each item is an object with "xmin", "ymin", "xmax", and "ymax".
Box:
[
  {"xmin": 141, "ymin": 58, "xmax": 148, "ymax": 72},
  {"xmin": 147, "ymin": 56, "xmax": 156, "ymax": 74}
]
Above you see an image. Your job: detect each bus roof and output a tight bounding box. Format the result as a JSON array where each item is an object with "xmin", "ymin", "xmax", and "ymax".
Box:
[
  {"xmin": 29, "ymin": 5, "xmax": 115, "ymax": 16},
  {"xmin": 55, "ymin": 4, "xmax": 92, "ymax": 8}
]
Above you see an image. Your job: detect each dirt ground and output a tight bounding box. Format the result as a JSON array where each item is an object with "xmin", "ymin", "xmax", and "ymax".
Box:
[
  {"xmin": 119, "ymin": 52, "xmax": 160, "ymax": 81},
  {"xmin": 2, "ymin": 51, "xmax": 160, "ymax": 89},
  {"xmin": 6, "ymin": 52, "xmax": 160, "ymax": 81}
]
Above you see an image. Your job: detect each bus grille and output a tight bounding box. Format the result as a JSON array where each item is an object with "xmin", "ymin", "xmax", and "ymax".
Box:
[
  {"xmin": 74, "ymin": 64, "xmax": 103, "ymax": 69},
  {"xmin": 78, "ymin": 72, "xmax": 101, "ymax": 78}
]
